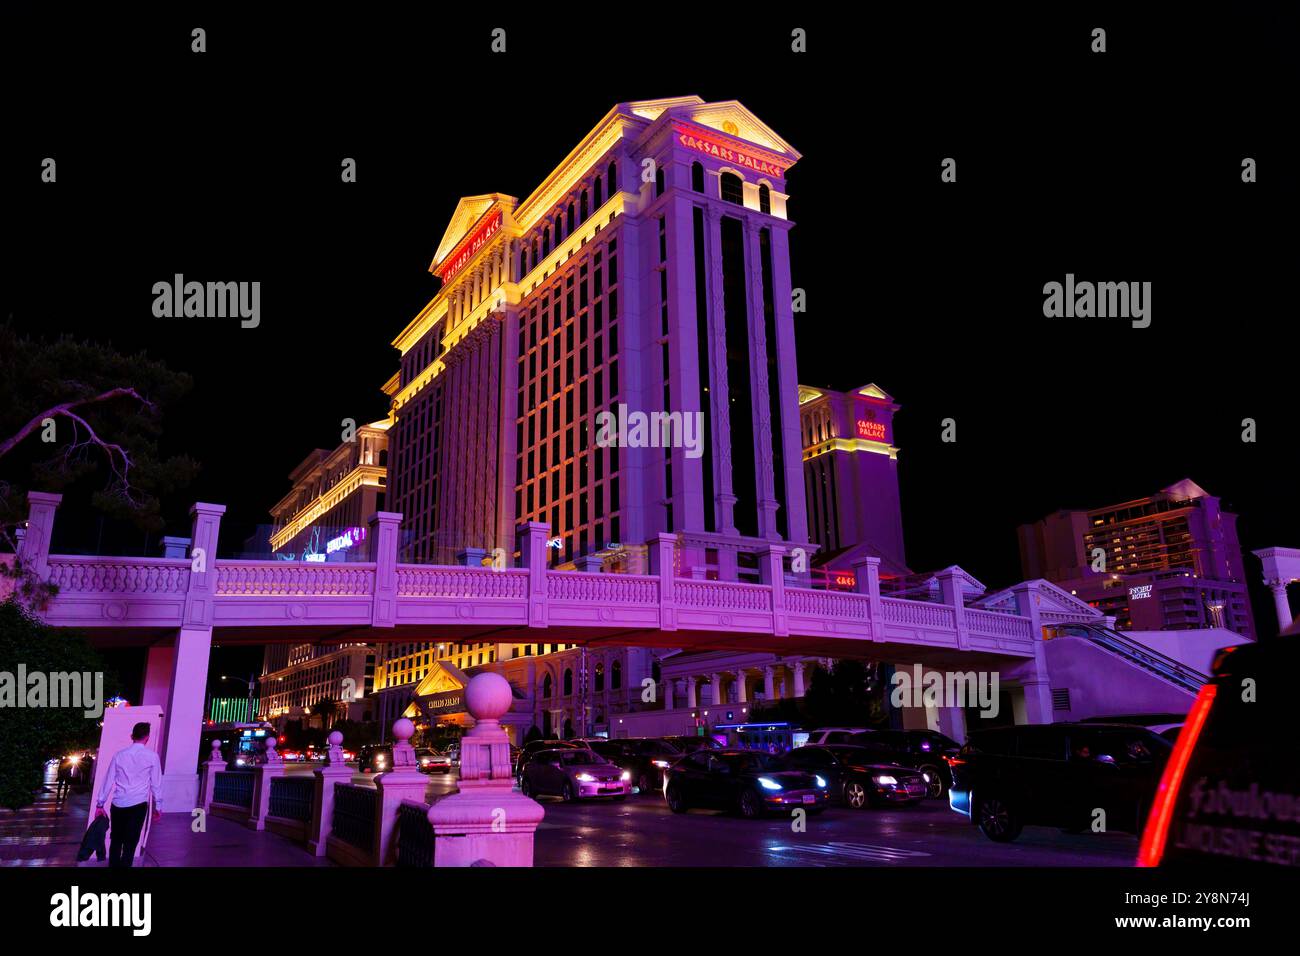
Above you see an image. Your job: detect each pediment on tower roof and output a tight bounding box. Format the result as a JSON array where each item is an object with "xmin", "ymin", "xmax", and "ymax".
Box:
[
  {"xmin": 672, "ymin": 99, "xmax": 801, "ymax": 161},
  {"xmin": 431, "ymin": 193, "xmax": 516, "ymax": 272}
]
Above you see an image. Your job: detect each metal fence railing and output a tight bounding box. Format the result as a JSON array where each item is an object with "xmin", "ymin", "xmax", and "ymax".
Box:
[
  {"xmin": 268, "ymin": 775, "xmax": 314, "ymax": 821},
  {"xmin": 396, "ymin": 800, "xmax": 434, "ymax": 867},
  {"xmin": 213, "ymin": 770, "xmax": 255, "ymax": 809},
  {"xmin": 331, "ymin": 783, "xmax": 377, "ymax": 851}
]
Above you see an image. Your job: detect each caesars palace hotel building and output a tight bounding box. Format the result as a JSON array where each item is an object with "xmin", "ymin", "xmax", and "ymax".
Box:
[{"xmin": 358, "ymin": 98, "xmax": 905, "ymax": 740}]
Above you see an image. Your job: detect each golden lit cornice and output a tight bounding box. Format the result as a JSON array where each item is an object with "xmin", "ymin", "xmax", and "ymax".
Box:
[
  {"xmin": 798, "ymin": 386, "xmax": 824, "ymax": 405},
  {"xmin": 270, "ymin": 465, "xmax": 386, "ymax": 551},
  {"xmin": 390, "ymin": 192, "xmax": 630, "ymax": 412},
  {"xmin": 513, "ymin": 114, "xmax": 640, "ymax": 230},
  {"xmin": 803, "ymin": 438, "xmax": 899, "ymax": 462}
]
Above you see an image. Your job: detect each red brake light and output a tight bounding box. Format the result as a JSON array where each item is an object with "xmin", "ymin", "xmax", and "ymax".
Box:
[{"xmin": 1137, "ymin": 682, "xmax": 1216, "ymax": 867}]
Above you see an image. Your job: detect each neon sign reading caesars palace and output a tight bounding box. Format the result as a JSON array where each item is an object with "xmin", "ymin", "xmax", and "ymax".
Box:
[{"xmin": 438, "ymin": 210, "xmax": 504, "ymax": 283}]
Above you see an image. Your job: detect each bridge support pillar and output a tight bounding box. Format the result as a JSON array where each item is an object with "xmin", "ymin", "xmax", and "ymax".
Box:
[
  {"xmin": 1010, "ymin": 581, "xmax": 1053, "ymax": 725},
  {"xmin": 141, "ymin": 643, "xmax": 175, "ymax": 708},
  {"xmin": 159, "ymin": 624, "xmax": 213, "ymax": 811}
]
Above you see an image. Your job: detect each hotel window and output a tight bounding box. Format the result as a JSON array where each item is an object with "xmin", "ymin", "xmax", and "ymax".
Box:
[
  {"xmin": 594, "ymin": 176, "xmax": 603, "ymax": 207},
  {"xmin": 759, "ymin": 184, "xmax": 771, "ymax": 215},
  {"xmin": 721, "ymin": 172, "xmax": 744, "ymax": 206},
  {"xmin": 655, "ymin": 165, "xmax": 665, "ymax": 196},
  {"xmin": 567, "ymin": 203, "xmax": 575, "ymax": 233},
  {"xmin": 691, "ymin": 161, "xmax": 704, "ymax": 192},
  {"xmin": 606, "ymin": 161, "xmax": 616, "ymax": 198}
]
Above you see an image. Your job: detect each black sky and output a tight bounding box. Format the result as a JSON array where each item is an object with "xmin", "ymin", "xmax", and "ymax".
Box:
[{"xmin": 3, "ymin": 5, "xmax": 1296, "ymax": 652}]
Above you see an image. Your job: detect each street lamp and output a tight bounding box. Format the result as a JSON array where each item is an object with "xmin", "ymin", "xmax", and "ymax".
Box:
[{"xmin": 221, "ymin": 673, "xmax": 257, "ymax": 723}]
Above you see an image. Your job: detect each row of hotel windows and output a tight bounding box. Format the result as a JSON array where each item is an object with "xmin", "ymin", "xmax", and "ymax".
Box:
[
  {"xmin": 391, "ymin": 381, "xmax": 444, "ymax": 563},
  {"xmin": 540, "ymin": 661, "xmax": 622, "ymax": 698},
  {"xmin": 515, "ymin": 235, "xmax": 622, "ymax": 564},
  {"xmin": 520, "ymin": 161, "xmax": 617, "ymax": 278}
]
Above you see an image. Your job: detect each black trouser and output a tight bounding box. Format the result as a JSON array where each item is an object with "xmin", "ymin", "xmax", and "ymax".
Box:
[{"xmin": 109, "ymin": 802, "xmax": 149, "ymax": 867}]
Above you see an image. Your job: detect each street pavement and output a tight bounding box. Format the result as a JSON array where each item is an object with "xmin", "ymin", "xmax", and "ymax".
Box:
[{"xmin": 416, "ymin": 775, "xmax": 1137, "ymax": 866}]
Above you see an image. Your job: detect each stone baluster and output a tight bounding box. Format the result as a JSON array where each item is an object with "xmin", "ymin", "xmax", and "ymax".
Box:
[
  {"xmin": 247, "ymin": 735, "xmax": 285, "ymax": 830},
  {"xmin": 307, "ymin": 730, "xmax": 352, "ymax": 857},
  {"xmin": 429, "ymin": 672, "xmax": 544, "ymax": 866},
  {"xmin": 198, "ymin": 739, "xmax": 226, "ymax": 812},
  {"xmin": 373, "ymin": 718, "xmax": 427, "ymax": 866}
]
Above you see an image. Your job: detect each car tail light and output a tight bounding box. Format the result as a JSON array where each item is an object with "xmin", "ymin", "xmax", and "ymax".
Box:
[{"xmin": 1137, "ymin": 682, "xmax": 1216, "ymax": 867}]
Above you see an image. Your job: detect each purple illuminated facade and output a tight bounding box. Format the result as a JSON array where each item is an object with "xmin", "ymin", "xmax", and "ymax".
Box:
[{"xmin": 386, "ymin": 97, "xmax": 810, "ymax": 581}]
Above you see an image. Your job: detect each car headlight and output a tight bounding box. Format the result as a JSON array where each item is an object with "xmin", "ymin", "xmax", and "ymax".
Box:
[
  {"xmin": 620, "ymin": 770, "xmax": 631, "ymax": 781},
  {"xmin": 874, "ymin": 775, "xmax": 897, "ymax": 786},
  {"xmin": 652, "ymin": 760, "xmax": 670, "ymax": 768},
  {"xmin": 815, "ymin": 775, "xmax": 827, "ymax": 789},
  {"xmin": 758, "ymin": 776, "xmax": 783, "ymax": 791},
  {"xmin": 921, "ymin": 772, "xmax": 932, "ymax": 782},
  {"xmin": 576, "ymin": 772, "xmax": 596, "ymax": 782}
]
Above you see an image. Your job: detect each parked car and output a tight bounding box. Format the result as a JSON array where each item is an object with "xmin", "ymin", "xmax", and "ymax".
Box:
[
  {"xmin": 662, "ymin": 734, "xmax": 724, "ymax": 753},
  {"xmin": 1082, "ymin": 713, "xmax": 1186, "ymax": 742},
  {"xmin": 947, "ymin": 723, "xmax": 1172, "ymax": 842},
  {"xmin": 1139, "ymin": 638, "xmax": 1297, "ymax": 868},
  {"xmin": 663, "ymin": 749, "xmax": 829, "ymax": 818},
  {"xmin": 802, "ymin": 727, "xmax": 868, "ymax": 747},
  {"xmin": 850, "ymin": 729, "xmax": 961, "ymax": 798},
  {"xmin": 783, "ymin": 744, "xmax": 928, "ymax": 808},
  {"xmin": 519, "ymin": 748, "xmax": 629, "ymax": 801},
  {"xmin": 514, "ymin": 739, "xmax": 585, "ymax": 783},
  {"xmin": 586, "ymin": 738, "xmax": 684, "ymax": 792},
  {"xmin": 417, "ymin": 748, "xmax": 452, "ymax": 773}
]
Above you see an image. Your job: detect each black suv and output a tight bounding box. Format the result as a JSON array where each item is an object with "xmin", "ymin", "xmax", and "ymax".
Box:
[
  {"xmin": 1139, "ymin": 639, "xmax": 1297, "ymax": 868},
  {"xmin": 948, "ymin": 722, "xmax": 1172, "ymax": 841}
]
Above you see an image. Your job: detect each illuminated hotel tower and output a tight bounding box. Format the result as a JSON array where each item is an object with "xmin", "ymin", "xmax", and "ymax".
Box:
[{"xmin": 385, "ymin": 97, "xmax": 810, "ymax": 580}]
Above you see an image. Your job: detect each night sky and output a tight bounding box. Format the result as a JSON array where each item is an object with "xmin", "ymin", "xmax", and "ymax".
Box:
[{"xmin": 3, "ymin": 2, "xmax": 1296, "ymax": 676}]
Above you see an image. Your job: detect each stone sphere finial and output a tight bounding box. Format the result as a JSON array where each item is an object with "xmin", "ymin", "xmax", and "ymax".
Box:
[
  {"xmin": 328, "ymin": 730, "xmax": 344, "ymax": 746},
  {"xmin": 466, "ymin": 672, "xmax": 512, "ymax": 721},
  {"xmin": 393, "ymin": 717, "xmax": 414, "ymax": 742},
  {"xmin": 265, "ymin": 736, "xmax": 278, "ymax": 753},
  {"xmin": 209, "ymin": 739, "xmax": 223, "ymax": 759}
]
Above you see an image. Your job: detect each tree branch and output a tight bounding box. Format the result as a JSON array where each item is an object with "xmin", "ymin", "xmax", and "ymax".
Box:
[{"xmin": 0, "ymin": 386, "xmax": 155, "ymax": 463}]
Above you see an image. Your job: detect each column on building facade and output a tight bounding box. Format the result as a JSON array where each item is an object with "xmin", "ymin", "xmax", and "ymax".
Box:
[
  {"xmin": 743, "ymin": 215, "xmax": 780, "ymax": 538},
  {"xmin": 1268, "ymin": 579, "xmax": 1294, "ymax": 632},
  {"xmin": 792, "ymin": 661, "xmax": 806, "ymax": 698},
  {"xmin": 704, "ymin": 203, "xmax": 738, "ymax": 535},
  {"xmin": 685, "ymin": 676, "xmax": 697, "ymax": 708},
  {"xmin": 710, "ymin": 672, "xmax": 723, "ymax": 705},
  {"xmin": 734, "ymin": 670, "xmax": 748, "ymax": 703},
  {"xmin": 662, "ymin": 676, "xmax": 674, "ymax": 709},
  {"xmin": 666, "ymin": 194, "xmax": 708, "ymax": 554},
  {"xmin": 764, "ymin": 223, "xmax": 810, "ymax": 558},
  {"xmin": 764, "ymin": 665, "xmax": 776, "ymax": 700}
]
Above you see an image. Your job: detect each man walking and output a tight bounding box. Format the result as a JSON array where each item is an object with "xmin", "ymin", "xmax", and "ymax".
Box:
[{"xmin": 95, "ymin": 722, "xmax": 163, "ymax": 867}]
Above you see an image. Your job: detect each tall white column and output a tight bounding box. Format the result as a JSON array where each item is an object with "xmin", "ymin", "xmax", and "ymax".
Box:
[
  {"xmin": 711, "ymin": 672, "xmax": 724, "ymax": 706},
  {"xmin": 686, "ymin": 677, "xmax": 697, "ymax": 708},
  {"xmin": 735, "ymin": 671, "xmax": 748, "ymax": 703},
  {"xmin": 792, "ymin": 661, "xmax": 806, "ymax": 698},
  {"xmin": 1268, "ymin": 579, "xmax": 1294, "ymax": 632},
  {"xmin": 764, "ymin": 666, "xmax": 776, "ymax": 700}
]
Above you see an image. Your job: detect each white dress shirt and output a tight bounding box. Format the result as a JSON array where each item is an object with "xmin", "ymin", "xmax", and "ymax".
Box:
[{"xmin": 97, "ymin": 742, "xmax": 163, "ymax": 809}]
